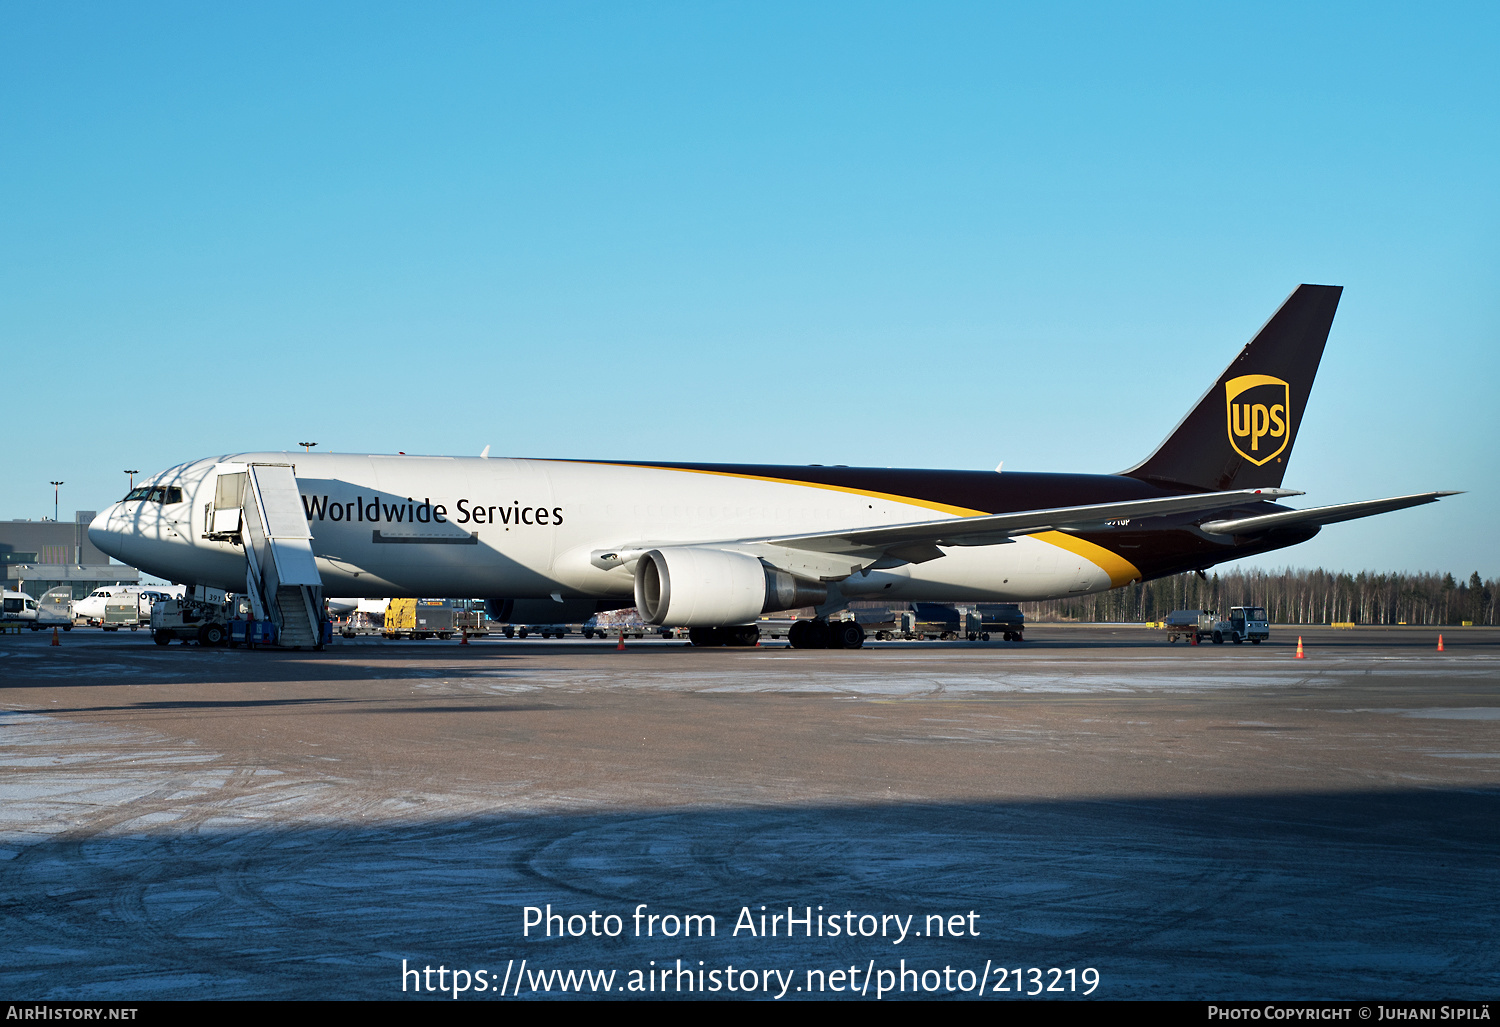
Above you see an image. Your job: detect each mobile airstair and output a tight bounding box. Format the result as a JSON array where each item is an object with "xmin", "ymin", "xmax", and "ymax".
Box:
[{"xmin": 211, "ymin": 463, "xmax": 328, "ymax": 648}]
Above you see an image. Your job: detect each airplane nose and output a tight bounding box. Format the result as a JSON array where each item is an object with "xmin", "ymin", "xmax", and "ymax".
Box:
[{"xmin": 89, "ymin": 505, "xmax": 127, "ymax": 562}]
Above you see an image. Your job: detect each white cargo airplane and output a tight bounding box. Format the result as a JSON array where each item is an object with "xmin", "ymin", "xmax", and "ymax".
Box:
[{"xmin": 89, "ymin": 286, "xmax": 1454, "ymax": 648}]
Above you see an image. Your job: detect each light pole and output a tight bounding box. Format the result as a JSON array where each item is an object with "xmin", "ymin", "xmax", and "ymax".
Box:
[
  {"xmin": 124, "ymin": 470, "xmax": 139, "ymax": 490},
  {"xmin": 298, "ymin": 442, "xmax": 317, "ymax": 453},
  {"xmin": 50, "ymin": 481, "xmax": 63, "ymax": 523}
]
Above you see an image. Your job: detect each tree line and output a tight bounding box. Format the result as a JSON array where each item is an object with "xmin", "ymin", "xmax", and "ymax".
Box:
[{"xmin": 1021, "ymin": 568, "xmax": 1496, "ymax": 626}]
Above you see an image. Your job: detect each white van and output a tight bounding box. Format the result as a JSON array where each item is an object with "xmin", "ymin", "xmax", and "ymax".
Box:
[{"xmin": 2, "ymin": 590, "xmax": 39, "ymax": 624}]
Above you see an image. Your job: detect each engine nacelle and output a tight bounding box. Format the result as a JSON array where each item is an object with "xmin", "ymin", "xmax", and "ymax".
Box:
[{"xmin": 633, "ymin": 548, "xmax": 827, "ymax": 626}]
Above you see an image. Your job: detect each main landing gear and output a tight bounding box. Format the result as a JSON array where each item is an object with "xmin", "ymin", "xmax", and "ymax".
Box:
[{"xmin": 788, "ymin": 619, "xmax": 866, "ymax": 650}]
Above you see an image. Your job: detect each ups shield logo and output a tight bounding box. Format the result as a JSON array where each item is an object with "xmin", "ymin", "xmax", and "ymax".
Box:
[{"xmin": 1225, "ymin": 374, "xmax": 1291, "ymax": 466}]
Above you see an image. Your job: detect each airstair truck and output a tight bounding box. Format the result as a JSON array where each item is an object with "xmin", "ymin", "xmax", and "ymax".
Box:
[{"xmin": 204, "ymin": 462, "xmax": 331, "ymax": 650}]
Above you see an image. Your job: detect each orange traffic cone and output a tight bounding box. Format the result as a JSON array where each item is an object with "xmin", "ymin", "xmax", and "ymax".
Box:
[
  {"xmin": 50, "ymin": 627, "xmax": 61, "ymax": 647},
  {"xmin": 617, "ymin": 630, "xmax": 626, "ymax": 651},
  {"xmin": 459, "ymin": 628, "xmax": 469, "ymax": 645},
  {"xmin": 1437, "ymin": 634, "xmax": 1445, "ymax": 652},
  {"xmin": 1295, "ymin": 636, "xmax": 1305, "ymax": 659}
]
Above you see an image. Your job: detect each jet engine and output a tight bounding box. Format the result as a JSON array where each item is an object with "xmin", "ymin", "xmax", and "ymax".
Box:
[{"xmin": 633, "ymin": 547, "xmax": 827, "ymax": 626}]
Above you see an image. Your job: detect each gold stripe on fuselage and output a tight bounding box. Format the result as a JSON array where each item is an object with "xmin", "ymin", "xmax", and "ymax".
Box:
[{"xmin": 582, "ymin": 461, "xmax": 1143, "ymax": 587}]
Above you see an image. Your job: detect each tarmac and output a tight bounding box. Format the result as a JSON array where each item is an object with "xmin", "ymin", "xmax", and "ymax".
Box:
[{"xmin": 1, "ymin": 624, "xmax": 1497, "ymax": 1000}]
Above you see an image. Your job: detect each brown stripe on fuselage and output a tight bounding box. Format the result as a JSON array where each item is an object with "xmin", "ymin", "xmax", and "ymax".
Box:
[{"xmin": 561, "ymin": 460, "xmax": 1305, "ymax": 584}]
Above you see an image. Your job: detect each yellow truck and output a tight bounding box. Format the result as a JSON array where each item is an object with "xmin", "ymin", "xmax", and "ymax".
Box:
[{"xmin": 382, "ymin": 598, "xmax": 456, "ymax": 640}]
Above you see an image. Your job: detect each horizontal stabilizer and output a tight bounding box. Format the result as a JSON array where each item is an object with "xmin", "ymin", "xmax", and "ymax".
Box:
[
  {"xmin": 764, "ymin": 488, "xmax": 1302, "ymax": 556},
  {"xmin": 1198, "ymin": 492, "xmax": 1460, "ymax": 536}
]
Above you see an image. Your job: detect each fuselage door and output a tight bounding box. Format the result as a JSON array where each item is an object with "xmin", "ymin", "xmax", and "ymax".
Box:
[{"xmin": 212, "ymin": 464, "xmax": 248, "ymax": 535}]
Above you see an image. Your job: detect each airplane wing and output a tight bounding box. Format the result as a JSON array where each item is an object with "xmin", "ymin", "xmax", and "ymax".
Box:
[
  {"xmin": 758, "ymin": 488, "xmax": 1303, "ymax": 559},
  {"xmin": 1198, "ymin": 491, "xmax": 1460, "ymax": 536}
]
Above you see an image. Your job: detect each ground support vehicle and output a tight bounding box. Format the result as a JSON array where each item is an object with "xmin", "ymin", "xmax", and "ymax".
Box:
[
  {"xmin": 227, "ymin": 619, "xmax": 278, "ymax": 646},
  {"xmin": 584, "ymin": 626, "xmax": 646, "ymax": 639},
  {"xmin": 34, "ymin": 589, "xmax": 74, "ymax": 631},
  {"xmin": 103, "ymin": 597, "xmax": 145, "ymax": 631},
  {"xmin": 909, "ymin": 603, "xmax": 964, "ymax": 640},
  {"xmin": 973, "ymin": 603, "xmax": 1025, "ymax": 641},
  {"xmin": 453, "ymin": 607, "xmax": 490, "ymax": 638},
  {"xmin": 585, "ymin": 608, "xmax": 649, "ymax": 639},
  {"xmin": 2, "ymin": 590, "xmax": 38, "ymax": 628},
  {"xmin": 1211, "ymin": 606, "xmax": 1270, "ymax": 645},
  {"xmin": 868, "ymin": 610, "xmax": 912, "ymax": 641},
  {"xmin": 1164, "ymin": 609, "xmax": 1215, "ymax": 644},
  {"xmin": 151, "ymin": 595, "xmax": 233, "ymax": 646},
  {"xmin": 494, "ymin": 623, "xmax": 567, "ymax": 638},
  {"xmin": 582, "ymin": 613, "xmax": 646, "ymax": 639},
  {"xmin": 383, "ymin": 598, "xmax": 456, "ymax": 640}
]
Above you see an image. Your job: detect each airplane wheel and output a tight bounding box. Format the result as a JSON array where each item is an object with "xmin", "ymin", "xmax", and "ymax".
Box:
[
  {"xmin": 832, "ymin": 622, "xmax": 866, "ymax": 649},
  {"xmin": 688, "ymin": 627, "xmax": 722, "ymax": 647},
  {"xmin": 788, "ymin": 620, "xmax": 826, "ymax": 649}
]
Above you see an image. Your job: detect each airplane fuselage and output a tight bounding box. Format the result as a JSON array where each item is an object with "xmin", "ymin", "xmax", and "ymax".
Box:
[{"xmin": 89, "ymin": 452, "xmax": 1311, "ymax": 606}]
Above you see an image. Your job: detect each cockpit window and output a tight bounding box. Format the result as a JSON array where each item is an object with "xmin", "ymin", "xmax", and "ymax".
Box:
[{"xmin": 123, "ymin": 485, "xmax": 183, "ymax": 504}]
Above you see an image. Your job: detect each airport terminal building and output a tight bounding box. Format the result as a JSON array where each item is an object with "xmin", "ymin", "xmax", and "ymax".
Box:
[{"xmin": 1, "ymin": 512, "xmax": 139, "ymax": 599}]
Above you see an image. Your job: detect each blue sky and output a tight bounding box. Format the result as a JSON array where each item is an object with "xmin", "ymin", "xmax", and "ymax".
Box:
[{"xmin": 3, "ymin": 2, "xmax": 1495, "ymax": 575}]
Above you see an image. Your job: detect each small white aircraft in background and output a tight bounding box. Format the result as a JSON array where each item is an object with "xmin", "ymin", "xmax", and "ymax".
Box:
[{"xmin": 73, "ymin": 584, "xmax": 184, "ymax": 624}]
